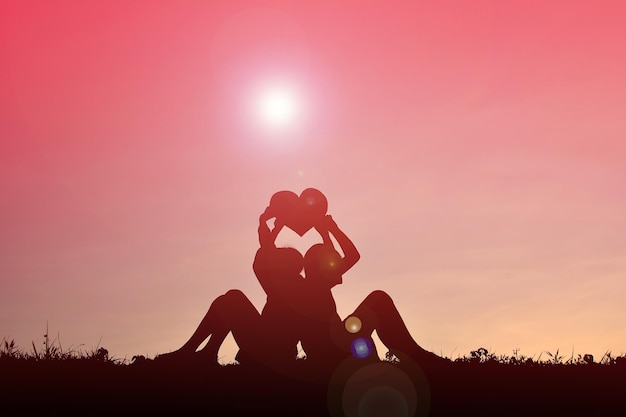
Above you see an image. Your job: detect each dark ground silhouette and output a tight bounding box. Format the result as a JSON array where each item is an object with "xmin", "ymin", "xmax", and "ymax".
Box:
[{"xmin": 1, "ymin": 353, "xmax": 625, "ymax": 417}]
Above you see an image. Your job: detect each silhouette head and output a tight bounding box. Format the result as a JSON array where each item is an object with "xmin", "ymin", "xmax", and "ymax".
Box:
[
  {"xmin": 254, "ymin": 246, "xmax": 304, "ymax": 278},
  {"xmin": 304, "ymin": 243, "xmax": 343, "ymax": 286}
]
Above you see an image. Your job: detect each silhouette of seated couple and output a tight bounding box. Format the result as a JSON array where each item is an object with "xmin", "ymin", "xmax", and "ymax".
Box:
[{"xmin": 159, "ymin": 188, "xmax": 444, "ymax": 372}]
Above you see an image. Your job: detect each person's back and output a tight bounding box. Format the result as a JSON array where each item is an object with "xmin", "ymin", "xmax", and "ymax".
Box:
[
  {"xmin": 296, "ymin": 243, "xmax": 348, "ymax": 365},
  {"xmin": 252, "ymin": 245, "xmax": 305, "ymax": 363}
]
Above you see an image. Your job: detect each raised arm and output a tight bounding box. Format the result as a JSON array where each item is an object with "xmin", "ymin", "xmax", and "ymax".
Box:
[
  {"xmin": 318, "ymin": 215, "xmax": 360, "ymax": 275},
  {"xmin": 258, "ymin": 207, "xmax": 284, "ymax": 248},
  {"xmin": 255, "ymin": 208, "xmax": 288, "ymax": 295}
]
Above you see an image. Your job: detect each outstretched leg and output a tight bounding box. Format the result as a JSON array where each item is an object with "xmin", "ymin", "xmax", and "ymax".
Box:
[{"xmin": 347, "ymin": 290, "xmax": 446, "ymax": 366}]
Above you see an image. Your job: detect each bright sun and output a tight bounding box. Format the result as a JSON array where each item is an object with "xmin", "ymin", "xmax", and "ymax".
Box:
[{"xmin": 254, "ymin": 85, "xmax": 300, "ymax": 130}]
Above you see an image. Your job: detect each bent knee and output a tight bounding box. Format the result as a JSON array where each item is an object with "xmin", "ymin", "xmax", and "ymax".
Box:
[
  {"xmin": 217, "ymin": 289, "xmax": 257, "ymax": 315},
  {"xmin": 220, "ymin": 289, "xmax": 249, "ymax": 304},
  {"xmin": 366, "ymin": 290, "xmax": 394, "ymax": 306},
  {"xmin": 224, "ymin": 289, "xmax": 245, "ymax": 298}
]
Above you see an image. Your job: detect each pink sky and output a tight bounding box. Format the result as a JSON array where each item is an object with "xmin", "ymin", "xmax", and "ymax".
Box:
[{"xmin": 1, "ymin": 1, "xmax": 625, "ymax": 363}]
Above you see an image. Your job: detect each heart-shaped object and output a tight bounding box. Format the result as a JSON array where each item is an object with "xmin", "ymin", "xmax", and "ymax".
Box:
[{"xmin": 269, "ymin": 188, "xmax": 328, "ymax": 236}]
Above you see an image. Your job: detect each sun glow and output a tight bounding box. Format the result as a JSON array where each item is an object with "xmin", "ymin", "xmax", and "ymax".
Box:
[{"xmin": 254, "ymin": 84, "xmax": 301, "ymax": 130}]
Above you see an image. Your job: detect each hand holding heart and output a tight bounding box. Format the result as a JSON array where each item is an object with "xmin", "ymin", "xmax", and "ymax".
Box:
[
  {"xmin": 261, "ymin": 188, "xmax": 361, "ymax": 288},
  {"xmin": 267, "ymin": 188, "xmax": 329, "ymax": 236}
]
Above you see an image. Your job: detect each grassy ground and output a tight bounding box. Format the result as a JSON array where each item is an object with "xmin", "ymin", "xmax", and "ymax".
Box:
[{"xmin": 1, "ymin": 338, "xmax": 625, "ymax": 417}]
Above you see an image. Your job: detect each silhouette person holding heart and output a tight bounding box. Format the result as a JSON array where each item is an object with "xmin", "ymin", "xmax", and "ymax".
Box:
[
  {"xmin": 157, "ymin": 188, "xmax": 446, "ymax": 372},
  {"xmin": 155, "ymin": 207, "xmax": 305, "ymax": 367},
  {"xmin": 268, "ymin": 189, "xmax": 447, "ymax": 372}
]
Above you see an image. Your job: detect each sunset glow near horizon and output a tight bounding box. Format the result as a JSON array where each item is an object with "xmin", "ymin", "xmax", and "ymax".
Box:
[{"xmin": 1, "ymin": 1, "xmax": 626, "ymax": 364}]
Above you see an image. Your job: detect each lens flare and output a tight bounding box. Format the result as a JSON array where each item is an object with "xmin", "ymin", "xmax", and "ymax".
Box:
[
  {"xmin": 358, "ymin": 385, "xmax": 409, "ymax": 417},
  {"xmin": 351, "ymin": 337, "xmax": 373, "ymax": 359},
  {"xmin": 328, "ymin": 361, "xmax": 429, "ymax": 417},
  {"xmin": 345, "ymin": 316, "xmax": 362, "ymax": 334}
]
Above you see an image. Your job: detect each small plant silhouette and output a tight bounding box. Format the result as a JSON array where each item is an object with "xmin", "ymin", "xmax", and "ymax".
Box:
[
  {"xmin": 1, "ymin": 338, "xmax": 25, "ymax": 359},
  {"xmin": 545, "ymin": 349, "xmax": 564, "ymax": 365},
  {"xmin": 2, "ymin": 324, "xmax": 123, "ymax": 364}
]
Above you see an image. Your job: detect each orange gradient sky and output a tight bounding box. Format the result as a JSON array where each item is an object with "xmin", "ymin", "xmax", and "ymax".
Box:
[{"xmin": 1, "ymin": 1, "xmax": 625, "ymax": 363}]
